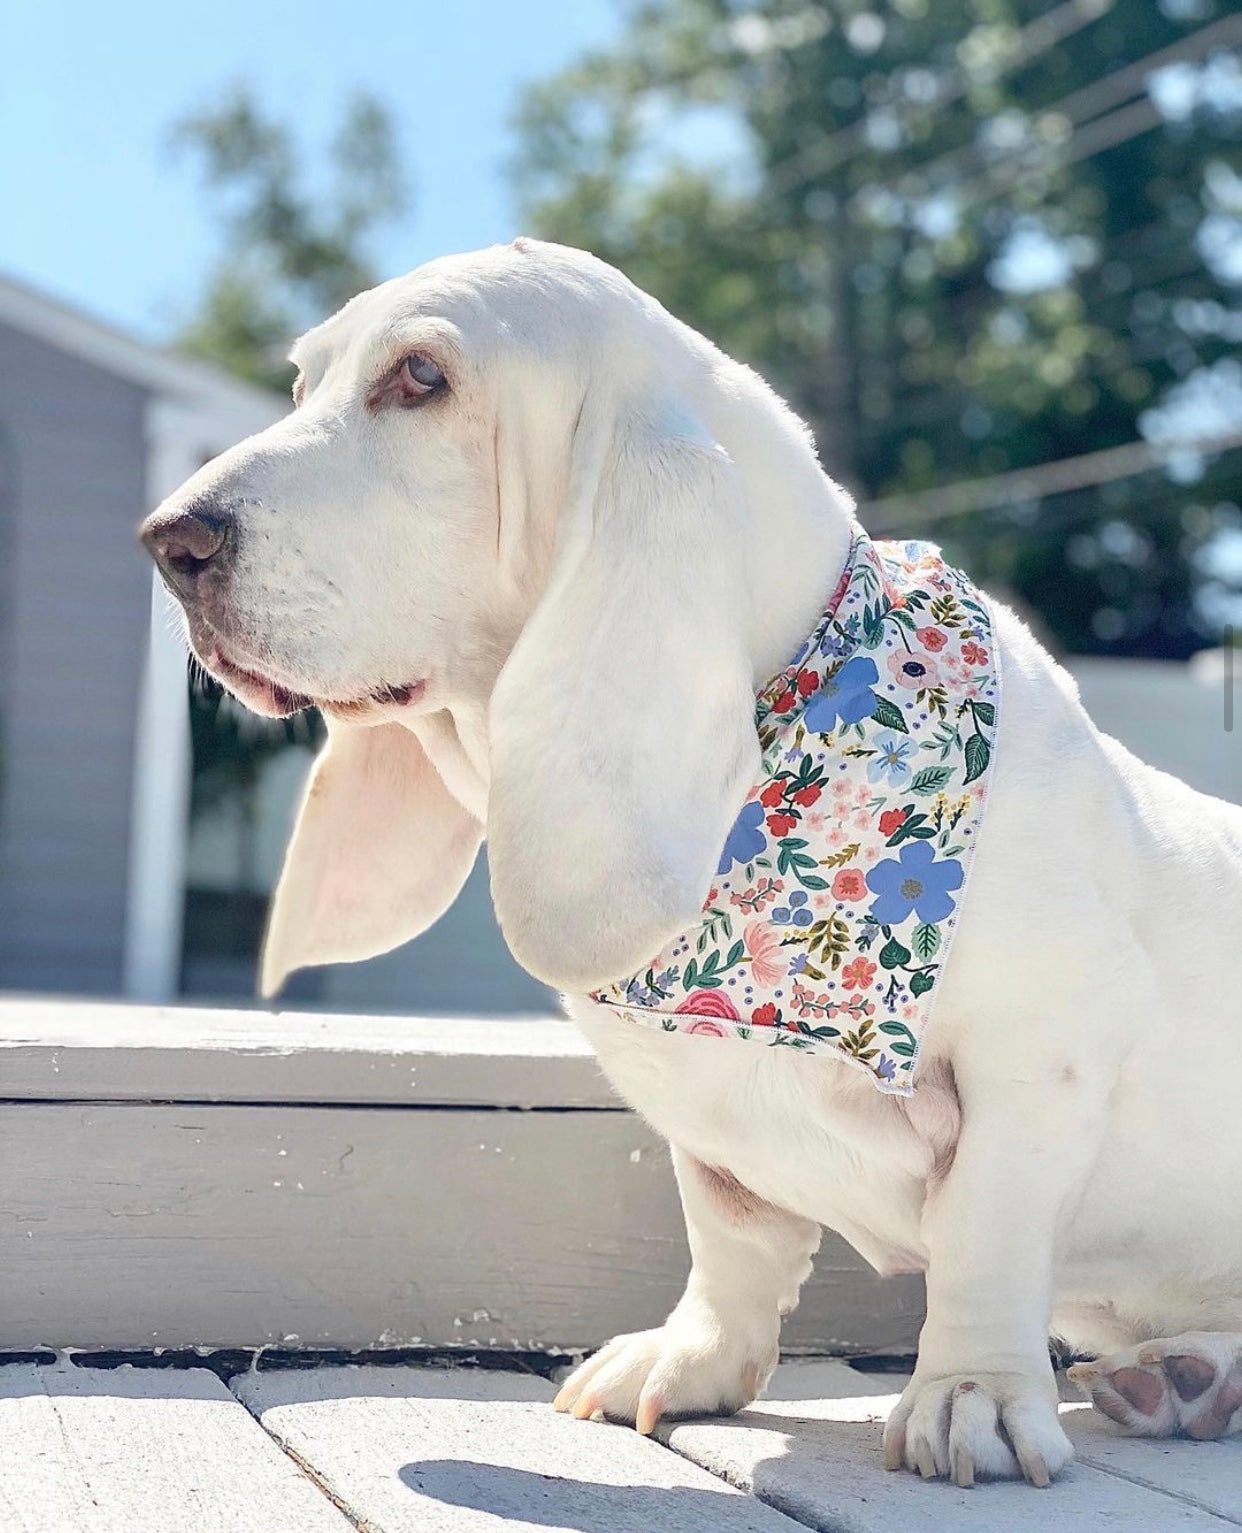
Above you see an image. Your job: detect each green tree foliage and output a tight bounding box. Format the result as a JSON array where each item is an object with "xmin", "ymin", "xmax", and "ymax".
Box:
[
  {"xmin": 173, "ymin": 85, "xmax": 407, "ymax": 391},
  {"xmin": 513, "ymin": 0, "xmax": 1242, "ymax": 656}
]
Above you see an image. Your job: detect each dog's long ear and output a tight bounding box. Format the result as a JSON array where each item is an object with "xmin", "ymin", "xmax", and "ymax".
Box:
[
  {"xmin": 487, "ymin": 390, "xmax": 760, "ymax": 992},
  {"xmin": 260, "ymin": 720, "xmax": 482, "ymax": 997}
]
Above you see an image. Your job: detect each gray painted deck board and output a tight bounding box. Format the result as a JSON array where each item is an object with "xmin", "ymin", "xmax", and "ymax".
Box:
[
  {"xmin": 0, "ymin": 1099, "xmax": 921, "ymax": 1354},
  {"xmin": 0, "ymin": 1002, "xmax": 924, "ymax": 1355},
  {"xmin": 234, "ymin": 1365, "xmax": 806, "ymax": 1532},
  {"xmin": 0, "ymin": 1001, "xmax": 613, "ymax": 1107},
  {"xmin": 1064, "ymin": 1403, "xmax": 1242, "ymax": 1522},
  {"xmin": 658, "ymin": 1360, "xmax": 1241, "ymax": 1531},
  {"xmin": 0, "ymin": 1365, "xmax": 353, "ymax": 1533}
]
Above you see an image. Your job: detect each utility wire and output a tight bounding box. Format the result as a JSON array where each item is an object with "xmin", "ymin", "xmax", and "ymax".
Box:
[
  {"xmin": 864, "ymin": 431, "xmax": 1242, "ymax": 529},
  {"xmin": 766, "ymin": 0, "xmax": 1116, "ymax": 195}
]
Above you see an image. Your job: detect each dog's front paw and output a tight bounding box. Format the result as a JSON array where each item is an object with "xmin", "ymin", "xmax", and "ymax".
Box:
[
  {"xmin": 883, "ymin": 1369, "xmax": 1072, "ymax": 1487},
  {"xmin": 553, "ymin": 1307, "xmax": 777, "ymax": 1435}
]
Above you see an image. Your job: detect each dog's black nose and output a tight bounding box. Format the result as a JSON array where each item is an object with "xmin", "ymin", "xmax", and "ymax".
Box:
[{"xmin": 140, "ymin": 506, "xmax": 232, "ymax": 596}]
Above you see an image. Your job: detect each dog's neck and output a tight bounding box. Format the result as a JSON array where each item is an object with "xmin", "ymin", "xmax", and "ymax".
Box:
[{"xmin": 741, "ymin": 465, "xmax": 858, "ymax": 691}]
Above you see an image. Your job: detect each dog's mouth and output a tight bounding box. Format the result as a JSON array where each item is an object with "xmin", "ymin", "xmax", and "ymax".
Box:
[{"xmin": 202, "ymin": 642, "xmax": 425, "ymax": 722}]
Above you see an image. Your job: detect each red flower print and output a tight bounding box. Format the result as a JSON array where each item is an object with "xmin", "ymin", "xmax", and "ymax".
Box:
[
  {"xmin": 773, "ymin": 688, "xmax": 797, "ymax": 713},
  {"xmin": 792, "ymin": 784, "xmax": 822, "ymax": 807},
  {"xmin": 832, "ymin": 868, "xmax": 868, "ymax": 901},
  {"xmin": 796, "ymin": 668, "xmax": 819, "ymax": 697},
  {"xmin": 841, "ymin": 957, "xmax": 877, "ymax": 991},
  {"xmin": 961, "ymin": 641, "xmax": 989, "ymax": 666},
  {"xmin": 752, "ymin": 1003, "xmax": 780, "ymax": 1027},
  {"xmin": 916, "ymin": 626, "xmax": 947, "ymax": 652},
  {"xmin": 767, "ymin": 812, "xmax": 797, "ymax": 836},
  {"xmin": 879, "ymin": 807, "xmax": 908, "ymax": 836},
  {"xmin": 675, "ymin": 990, "xmax": 741, "ymax": 1022},
  {"xmin": 760, "ymin": 782, "xmax": 785, "ymax": 809}
]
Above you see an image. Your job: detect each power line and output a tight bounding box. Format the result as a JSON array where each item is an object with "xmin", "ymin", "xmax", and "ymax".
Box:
[
  {"xmin": 766, "ymin": 0, "xmax": 1116, "ymax": 196},
  {"xmin": 864, "ymin": 430, "xmax": 1242, "ymax": 529},
  {"xmin": 896, "ymin": 10, "xmax": 1242, "ymax": 200}
]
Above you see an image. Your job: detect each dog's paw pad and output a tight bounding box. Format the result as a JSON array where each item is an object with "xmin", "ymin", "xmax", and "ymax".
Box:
[{"xmin": 1070, "ymin": 1332, "xmax": 1242, "ymax": 1440}]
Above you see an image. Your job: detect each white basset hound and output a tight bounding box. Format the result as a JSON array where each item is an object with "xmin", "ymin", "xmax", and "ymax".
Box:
[{"xmin": 141, "ymin": 239, "xmax": 1242, "ymax": 1487}]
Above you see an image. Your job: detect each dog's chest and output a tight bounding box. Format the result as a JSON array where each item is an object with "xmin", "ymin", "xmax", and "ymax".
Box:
[{"xmin": 569, "ymin": 1002, "xmax": 943, "ymax": 1276}]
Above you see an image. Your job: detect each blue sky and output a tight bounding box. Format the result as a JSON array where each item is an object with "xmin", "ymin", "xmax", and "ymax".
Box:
[{"xmin": 0, "ymin": 0, "xmax": 619, "ymax": 340}]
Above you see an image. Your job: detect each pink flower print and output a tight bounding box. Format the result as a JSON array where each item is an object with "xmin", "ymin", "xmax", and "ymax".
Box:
[
  {"xmin": 730, "ymin": 876, "xmax": 783, "ymax": 914},
  {"xmin": 806, "ymin": 811, "xmax": 826, "ymax": 831},
  {"xmin": 825, "ymin": 825, "xmax": 847, "ymax": 849},
  {"xmin": 685, "ymin": 1018, "xmax": 728, "ymax": 1036},
  {"xmin": 916, "ymin": 626, "xmax": 947, "ymax": 652},
  {"xmin": 888, "ymin": 650, "xmax": 940, "ymax": 690},
  {"xmin": 961, "ymin": 641, "xmax": 989, "ymax": 666},
  {"xmin": 744, "ymin": 921, "xmax": 788, "ymax": 988},
  {"xmin": 831, "ymin": 868, "xmax": 868, "ymax": 901},
  {"xmin": 675, "ymin": 990, "xmax": 741, "ymax": 1022}
]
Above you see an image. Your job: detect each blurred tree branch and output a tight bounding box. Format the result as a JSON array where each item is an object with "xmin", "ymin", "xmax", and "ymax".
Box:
[
  {"xmin": 171, "ymin": 84, "xmax": 408, "ymax": 391},
  {"xmin": 512, "ymin": 0, "xmax": 1242, "ymax": 658}
]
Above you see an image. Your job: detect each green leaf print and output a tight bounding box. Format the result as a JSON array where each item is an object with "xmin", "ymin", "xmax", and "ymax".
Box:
[
  {"xmin": 871, "ymin": 696, "xmax": 909, "ymax": 733},
  {"xmin": 879, "ymin": 937, "xmax": 911, "ymax": 970},
  {"xmin": 963, "ymin": 731, "xmax": 991, "ymax": 784},
  {"xmin": 909, "ymin": 765, "xmax": 952, "ymax": 796},
  {"xmin": 912, "ymin": 922, "xmax": 942, "ymax": 961}
]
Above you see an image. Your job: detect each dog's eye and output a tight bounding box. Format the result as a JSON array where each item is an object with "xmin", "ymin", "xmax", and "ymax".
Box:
[{"xmin": 401, "ymin": 355, "xmax": 446, "ymax": 395}]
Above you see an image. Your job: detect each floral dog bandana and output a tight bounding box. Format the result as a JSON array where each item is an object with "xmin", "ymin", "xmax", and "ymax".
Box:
[{"xmin": 591, "ymin": 530, "xmax": 1001, "ymax": 1095}]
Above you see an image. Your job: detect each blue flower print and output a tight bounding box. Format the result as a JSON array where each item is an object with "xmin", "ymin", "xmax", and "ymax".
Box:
[
  {"xmin": 866, "ymin": 730, "xmax": 916, "ymax": 787},
  {"xmin": 717, "ymin": 799, "xmax": 767, "ymax": 874},
  {"xmin": 772, "ymin": 890, "xmax": 814, "ymax": 928},
  {"xmin": 804, "ymin": 655, "xmax": 880, "ymax": 733},
  {"xmin": 866, "ymin": 840, "xmax": 964, "ymax": 926},
  {"xmin": 876, "ymin": 1056, "xmax": 897, "ymax": 1081}
]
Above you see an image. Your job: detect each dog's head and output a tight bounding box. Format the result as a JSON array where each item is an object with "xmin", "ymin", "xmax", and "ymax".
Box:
[{"xmin": 141, "ymin": 239, "xmax": 851, "ymax": 996}]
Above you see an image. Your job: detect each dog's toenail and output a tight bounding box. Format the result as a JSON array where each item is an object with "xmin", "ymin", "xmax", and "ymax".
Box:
[
  {"xmin": 1163, "ymin": 1355, "xmax": 1215, "ymax": 1402},
  {"xmin": 1112, "ymin": 1367, "xmax": 1165, "ymax": 1415}
]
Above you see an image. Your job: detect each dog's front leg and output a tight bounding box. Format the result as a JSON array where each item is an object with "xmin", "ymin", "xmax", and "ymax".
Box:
[
  {"xmin": 554, "ymin": 1145, "xmax": 820, "ymax": 1433},
  {"xmin": 884, "ymin": 1077, "xmax": 1106, "ymax": 1487}
]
